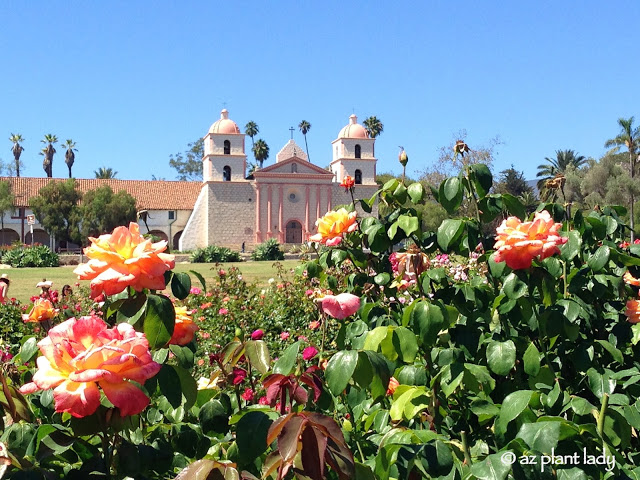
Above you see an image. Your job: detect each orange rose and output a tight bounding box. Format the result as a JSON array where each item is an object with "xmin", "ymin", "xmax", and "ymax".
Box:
[
  {"xmin": 626, "ymin": 299, "xmax": 640, "ymax": 324},
  {"xmin": 340, "ymin": 175, "xmax": 355, "ymax": 191},
  {"xmin": 23, "ymin": 298, "xmax": 58, "ymax": 323},
  {"xmin": 74, "ymin": 222, "xmax": 175, "ymax": 298},
  {"xmin": 493, "ymin": 211, "xmax": 567, "ymax": 270},
  {"xmin": 309, "ymin": 208, "xmax": 357, "ymax": 246},
  {"xmin": 387, "ymin": 377, "xmax": 400, "ymax": 396},
  {"xmin": 170, "ymin": 306, "xmax": 199, "ymax": 345},
  {"xmin": 19, "ymin": 315, "xmax": 161, "ymax": 418},
  {"xmin": 624, "ymin": 271, "xmax": 640, "ymax": 286}
]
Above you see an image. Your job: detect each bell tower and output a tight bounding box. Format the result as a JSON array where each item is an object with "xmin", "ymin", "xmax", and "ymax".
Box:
[
  {"xmin": 202, "ymin": 109, "xmax": 247, "ymax": 182},
  {"xmin": 330, "ymin": 114, "xmax": 377, "ymax": 186}
]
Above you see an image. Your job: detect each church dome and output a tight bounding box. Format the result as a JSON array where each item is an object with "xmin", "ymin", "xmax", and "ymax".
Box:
[
  {"xmin": 208, "ymin": 109, "xmax": 241, "ymax": 134},
  {"xmin": 338, "ymin": 114, "xmax": 369, "ymax": 139}
]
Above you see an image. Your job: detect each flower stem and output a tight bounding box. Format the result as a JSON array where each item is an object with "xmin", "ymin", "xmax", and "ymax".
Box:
[
  {"xmin": 461, "ymin": 430, "xmax": 472, "ymax": 465},
  {"xmin": 597, "ymin": 393, "xmax": 609, "ymax": 439}
]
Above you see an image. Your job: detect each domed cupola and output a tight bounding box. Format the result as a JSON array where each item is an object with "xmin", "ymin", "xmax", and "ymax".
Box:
[
  {"xmin": 203, "ymin": 109, "xmax": 247, "ymax": 182},
  {"xmin": 337, "ymin": 114, "xmax": 369, "ymax": 139},
  {"xmin": 208, "ymin": 109, "xmax": 241, "ymax": 134}
]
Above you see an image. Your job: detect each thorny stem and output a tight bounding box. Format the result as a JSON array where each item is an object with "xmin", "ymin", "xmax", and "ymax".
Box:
[{"xmin": 465, "ymin": 166, "xmax": 482, "ymax": 223}]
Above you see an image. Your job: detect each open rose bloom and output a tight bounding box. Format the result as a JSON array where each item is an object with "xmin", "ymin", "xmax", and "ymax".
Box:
[
  {"xmin": 74, "ymin": 222, "xmax": 175, "ymax": 298},
  {"xmin": 23, "ymin": 298, "xmax": 58, "ymax": 323},
  {"xmin": 309, "ymin": 208, "xmax": 357, "ymax": 246},
  {"xmin": 493, "ymin": 211, "xmax": 567, "ymax": 270},
  {"xmin": 170, "ymin": 306, "xmax": 199, "ymax": 346},
  {"xmin": 626, "ymin": 299, "xmax": 640, "ymax": 324},
  {"xmin": 19, "ymin": 315, "xmax": 161, "ymax": 418},
  {"xmin": 319, "ymin": 293, "xmax": 361, "ymax": 320}
]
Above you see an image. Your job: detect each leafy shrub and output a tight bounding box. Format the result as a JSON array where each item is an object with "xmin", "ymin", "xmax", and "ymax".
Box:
[
  {"xmin": 0, "ymin": 299, "xmax": 30, "ymax": 351},
  {"xmin": 251, "ymin": 238, "xmax": 285, "ymax": 261},
  {"xmin": 190, "ymin": 245, "xmax": 242, "ymax": 263},
  {"xmin": 1, "ymin": 244, "xmax": 59, "ymax": 267}
]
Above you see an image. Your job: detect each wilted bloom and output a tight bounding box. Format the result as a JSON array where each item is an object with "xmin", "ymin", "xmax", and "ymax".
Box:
[
  {"xmin": 170, "ymin": 306, "xmax": 199, "ymax": 346},
  {"xmin": 453, "ymin": 140, "xmax": 470, "ymax": 156},
  {"xmin": 23, "ymin": 298, "xmax": 58, "ymax": 323},
  {"xmin": 624, "ymin": 271, "xmax": 640, "ymax": 286},
  {"xmin": 251, "ymin": 329, "xmax": 264, "ymax": 340},
  {"xmin": 190, "ymin": 287, "xmax": 202, "ymax": 295},
  {"xmin": 493, "ymin": 211, "xmax": 567, "ymax": 270},
  {"xmin": 309, "ymin": 208, "xmax": 358, "ymax": 246},
  {"xmin": 387, "ymin": 377, "xmax": 400, "ymax": 395},
  {"xmin": 390, "ymin": 245, "xmax": 430, "ymax": 287},
  {"xmin": 19, "ymin": 316, "xmax": 161, "ymax": 418},
  {"xmin": 340, "ymin": 175, "xmax": 355, "ymax": 192},
  {"xmin": 303, "ymin": 346, "xmax": 318, "ymax": 361},
  {"xmin": 626, "ymin": 299, "xmax": 640, "ymax": 324},
  {"xmin": 231, "ymin": 368, "xmax": 247, "ymax": 385},
  {"xmin": 280, "ymin": 331, "xmax": 290, "ymax": 341},
  {"xmin": 319, "ymin": 293, "xmax": 361, "ymax": 320},
  {"xmin": 73, "ymin": 223, "xmax": 175, "ymax": 298},
  {"xmin": 398, "ymin": 147, "xmax": 408, "ymax": 167},
  {"xmin": 241, "ymin": 388, "xmax": 254, "ymax": 402}
]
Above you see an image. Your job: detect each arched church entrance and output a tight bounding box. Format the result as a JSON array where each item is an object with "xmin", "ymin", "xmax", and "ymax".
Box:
[{"xmin": 285, "ymin": 220, "xmax": 302, "ymax": 244}]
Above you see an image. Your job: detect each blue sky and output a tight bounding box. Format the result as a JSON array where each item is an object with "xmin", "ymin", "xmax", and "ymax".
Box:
[{"xmin": 1, "ymin": 1, "xmax": 638, "ymax": 182}]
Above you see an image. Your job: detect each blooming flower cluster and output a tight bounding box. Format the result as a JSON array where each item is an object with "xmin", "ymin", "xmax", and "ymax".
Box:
[{"xmin": 310, "ymin": 208, "xmax": 358, "ymax": 246}]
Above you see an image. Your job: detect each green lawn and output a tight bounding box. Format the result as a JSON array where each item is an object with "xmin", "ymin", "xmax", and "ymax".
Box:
[{"xmin": 2, "ymin": 260, "xmax": 301, "ymax": 304}]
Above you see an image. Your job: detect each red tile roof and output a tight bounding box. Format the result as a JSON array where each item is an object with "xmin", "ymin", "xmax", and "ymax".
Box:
[{"xmin": 1, "ymin": 177, "xmax": 202, "ymax": 210}]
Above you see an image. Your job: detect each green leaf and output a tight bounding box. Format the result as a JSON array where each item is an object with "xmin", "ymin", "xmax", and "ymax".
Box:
[
  {"xmin": 157, "ymin": 364, "xmax": 182, "ymax": 408},
  {"xmin": 245, "ymin": 340, "xmax": 271, "ymax": 374},
  {"xmin": 170, "ymin": 272, "xmax": 191, "ymax": 300},
  {"xmin": 412, "ymin": 301, "xmax": 447, "ymax": 347},
  {"xmin": 407, "ymin": 182, "xmax": 425, "ymax": 203},
  {"xmin": 199, "ymin": 399, "xmax": 230, "ymax": 435},
  {"xmin": 437, "ymin": 219, "xmax": 464, "ymax": 251},
  {"xmin": 273, "ymin": 341, "xmax": 300, "ymax": 375},
  {"xmin": 169, "ymin": 344, "xmax": 195, "ymax": 369},
  {"xmin": 439, "ymin": 177, "xmax": 463, "ymax": 213},
  {"xmin": 172, "ymin": 364, "xmax": 198, "ymax": 410},
  {"xmin": 18, "ymin": 336, "xmax": 38, "ymax": 363},
  {"xmin": 116, "ymin": 293, "xmax": 148, "ymax": 326},
  {"xmin": 486, "ymin": 340, "xmax": 516, "ymax": 376},
  {"xmin": 501, "ymin": 193, "xmax": 526, "ymax": 220},
  {"xmin": 523, "ymin": 343, "xmax": 541, "ymax": 377},
  {"xmin": 236, "ymin": 411, "xmax": 273, "ymax": 464},
  {"xmin": 595, "ymin": 340, "xmax": 623, "ymax": 365},
  {"xmin": 393, "ymin": 327, "xmax": 419, "ymax": 363},
  {"xmin": 143, "ymin": 294, "xmax": 175, "ymax": 349},
  {"xmin": 502, "ymin": 272, "xmax": 528, "ymax": 299},
  {"xmin": 495, "ymin": 390, "xmax": 533, "ymax": 437},
  {"xmin": 325, "ymin": 350, "xmax": 358, "ymax": 395},
  {"xmin": 374, "ymin": 272, "xmax": 390, "ymax": 286},
  {"xmin": 188, "ymin": 269, "xmax": 207, "ymax": 292},
  {"xmin": 469, "ymin": 164, "xmax": 493, "ymax": 198},
  {"xmin": 396, "ymin": 215, "xmax": 419, "ymax": 237},
  {"xmin": 560, "ymin": 230, "xmax": 582, "ymax": 261},
  {"xmin": 587, "ymin": 368, "xmax": 616, "ymax": 399},
  {"xmin": 469, "ymin": 452, "xmax": 511, "ymax": 480},
  {"xmin": 588, "ymin": 245, "xmax": 610, "ymax": 272}
]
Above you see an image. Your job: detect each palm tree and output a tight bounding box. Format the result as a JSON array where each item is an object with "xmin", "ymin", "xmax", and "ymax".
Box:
[
  {"xmin": 252, "ymin": 139, "xmax": 270, "ymax": 169},
  {"xmin": 9, "ymin": 134, "xmax": 24, "ymax": 177},
  {"xmin": 298, "ymin": 120, "xmax": 311, "ymax": 161},
  {"xmin": 605, "ymin": 117, "xmax": 640, "ymax": 241},
  {"xmin": 94, "ymin": 167, "xmax": 118, "ymax": 179},
  {"xmin": 536, "ymin": 150, "xmax": 587, "ymax": 191},
  {"xmin": 245, "ymin": 121, "xmax": 259, "ymax": 149},
  {"xmin": 63, "ymin": 139, "xmax": 77, "ymax": 178},
  {"xmin": 40, "ymin": 134, "xmax": 58, "ymax": 178},
  {"xmin": 363, "ymin": 116, "xmax": 384, "ymax": 138}
]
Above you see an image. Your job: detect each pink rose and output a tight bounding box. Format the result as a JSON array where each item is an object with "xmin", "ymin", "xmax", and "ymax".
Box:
[
  {"xmin": 303, "ymin": 346, "xmax": 318, "ymax": 361},
  {"xmin": 251, "ymin": 329, "xmax": 264, "ymax": 340},
  {"xmin": 280, "ymin": 331, "xmax": 290, "ymax": 340},
  {"xmin": 218, "ymin": 308, "xmax": 228, "ymax": 315},
  {"xmin": 319, "ymin": 293, "xmax": 361, "ymax": 320},
  {"xmin": 190, "ymin": 287, "xmax": 202, "ymax": 295}
]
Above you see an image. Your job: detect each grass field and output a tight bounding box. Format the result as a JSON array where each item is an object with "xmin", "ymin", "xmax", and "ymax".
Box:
[{"xmin": 1, "ymin": 260, "xmax": 302, "ymax": 304}]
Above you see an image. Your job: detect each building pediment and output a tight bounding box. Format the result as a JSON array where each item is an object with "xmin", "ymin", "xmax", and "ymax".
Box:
[{"xmin": 254, "ymin": 157, "xmax": 333, "ymax": 177}]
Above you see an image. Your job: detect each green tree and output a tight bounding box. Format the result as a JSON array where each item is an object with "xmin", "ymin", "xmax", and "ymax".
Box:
[
  {"xmin": 536, "ymin": 149, "xmax": 587, "ymax": 190},
  {"xmin": 94, "ymin": 167, "xmax": 118, "ymax": 179},
  {"xmin": 40, "ymin": 134, "xmax": 58, "ymax": 178},
  {"xmin": 63, "ymin": 139, "xmax": 77, "ymax": 178},
  {"xmin": 30, "ymin": 179, "xmax": 82, "ymax": 245},
  {"xmin": 363, "ymin": 116, "xmax": 384, "ymax": 139},
  {"xmin": 169, "ymin": 138, "xmax": 204, "ymax": 181},
  {"xmin": 298, "ymin": 120, "xmax": 311, "ymax": 161},
  {"xmin": 0, "ymin": 181, "xmax": 15, "ymax": 244},
  {"xmin": 495, "ymin": 165, "xmax": 533, "ymax": 197},
  {"xmin": 9, "ymin": 133, "xmax": 24, "ymax": 177},
  {"xmin": 80, "ymin": 185, "xmax": 137, "ymax": 242},
  {"xmin": 605, "ymin": 117, "xmax": 640, "ymax": 240},
  {"xmin": 244, "ymin": 121, "xmax": 259, "ymax": 150},
  {"xmin": 252, "ymin": 139, "xmax": 270, "ymax": 169}
]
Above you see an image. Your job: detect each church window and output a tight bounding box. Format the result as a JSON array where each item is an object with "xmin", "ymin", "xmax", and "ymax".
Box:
[
  {"xmin": 355, "ymin": 169, "xmax": 362, "ymax": 184},
  {"xmin": 355, "ymin": 144, "xmax": 361, "ymax": 158},
  {"xmin": 224, "ymin": 140, "xmax": 231, "ymax": 155},
  {"xmin": 223, "ymin": 166, "xmax": 231, "ymax": 181},
  {"xmin": 168, "ymin": 211, "xmax": 175, "ymax": 220},
  {"xmin": 291, "ymin": 163, "xmax": 298, "ymax": 173}
]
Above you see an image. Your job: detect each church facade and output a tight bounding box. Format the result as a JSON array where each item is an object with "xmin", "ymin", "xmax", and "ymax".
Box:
[{"xmin": 179, "ymin": 110, "xmax": 379, "ymax": 250}]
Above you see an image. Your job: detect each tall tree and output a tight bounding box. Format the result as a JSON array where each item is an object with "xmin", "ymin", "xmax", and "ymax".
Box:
[
  {"xmin": 80, "ymin": 185, "xmax": 137, "ymax": 242},
  {"xmin": 0, "ymin": 181, "xmax": 15, "ymax": 244},
  {"xmin": 40, "ymin": 134, "xmax": 58, "ymax": 177},
  {"xmin": 245, "ymin": 121, "xmax": 259, "ymax": 150},
  {"xmin": 252, "ymin": 139, "xmax": 270, "ymax": 169},
  {"xmin": 495, "ymin": 165, "xmax": 533, "ymax": 197},
  {"xmin": 30, "ymin": 179, "xmax": 82, "ymax": 245},
  {"xmin": 94, "ymin": 167, "xmax": 118, "ymax": 179},
  {"xmin": 363, "ymin": 116, "xmax": 384, "ymax": 139},
  {"xmin": 9, "ymin": 134, "xmax": 24, "ymax": 177},
  {"xmin": 605, "ymin": 117, "xmax": 640, "ymax": 241},
  {"xmin": 169, "ymin": 138, "xmax": 204, "ymax": 181},
  {"xmin": 63, "ymin": 139, "xmax": 77, "ymax": 178},
  {"xmin": 298, "ymin": 120, "xmax": 311, "ymax": 161},
  {"xmin": 536, "ymin": 150, "xmax": 587, "ymax": 199}
]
